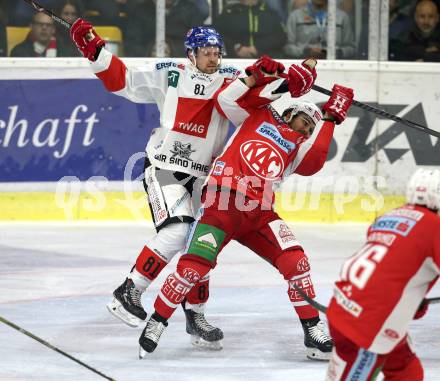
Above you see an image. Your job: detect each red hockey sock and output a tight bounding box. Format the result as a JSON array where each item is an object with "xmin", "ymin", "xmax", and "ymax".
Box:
[
  {"xmin": 288, "ymin": 274, "xmax": 319, "ymax": 319},
  {"xmin": 275, "ymin": 251, "xmax": 319, "ymax": 320},
  {"xmin": 154, "ymin": 256, "xmax": 211, "ymax": 319},
  {"xmin": 135, "ymin": 245, "xmax": 168, "ymax": 281},
  {"xmin": 186, "ymin": 275, "xmax": 210, "ymax": 305}
]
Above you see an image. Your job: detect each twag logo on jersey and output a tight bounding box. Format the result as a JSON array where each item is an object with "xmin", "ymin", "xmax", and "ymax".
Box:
[
  {"xmin": 256, "ymin": 122, "xmax": 296, "ymax": 153},
  {"xmin": 371, "ymin": 216, "xmax": 417, "ymax": 237},
  {"xmin": 240, "ymin": 140, "xmax": 284, "ymax": 180},
  {"xmin": 172, "ymin": 97, "xmax": 214, "ymax": 138}
]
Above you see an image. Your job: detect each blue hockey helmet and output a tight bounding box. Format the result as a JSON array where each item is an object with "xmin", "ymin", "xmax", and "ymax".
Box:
[{"xmin": 184, "ymin": 27, "xmax": 225, "ymax": 55}]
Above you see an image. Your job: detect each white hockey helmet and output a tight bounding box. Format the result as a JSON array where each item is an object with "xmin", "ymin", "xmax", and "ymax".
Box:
[
  {"xmin": 406, "ymin": 168, "xmax": 440, "ymax": 211},
  {"xmin": 282, "ymin": 100, "xmax": 323, "ymax": 125}
]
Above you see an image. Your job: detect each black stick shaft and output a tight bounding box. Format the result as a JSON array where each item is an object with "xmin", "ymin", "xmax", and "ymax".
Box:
[
  {"xmin": 427, "ymin": 296, "xmax": 440, "ymax": 305},
  {"xmin": 293, "ymin": 285, "xmax": 440, "ymax": 313},
  {"xmin": 292, "ymin": 285, "xmax": 327, "ymax": 314},
  {"xmin": 312, "ymin": 84, "xmax": 440, "ymax": 139},
  {"xmin": 0, "ymin": 315, "xmax": 116, "ymax": 381},
  {"xmin": 23, "ymin": 0, "xmax": 72, "ymax": 29}
]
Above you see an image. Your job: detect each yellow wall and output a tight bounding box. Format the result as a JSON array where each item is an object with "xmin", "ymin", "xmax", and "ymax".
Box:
[{"xmin": 0, "ymin": 191, "xmax": 405, "ymax": 222}]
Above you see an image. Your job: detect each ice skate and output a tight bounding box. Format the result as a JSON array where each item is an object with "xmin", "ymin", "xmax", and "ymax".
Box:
[
  {"xmin": 301, "ymin": 318, "xmax": 333, "ymax": 361},
  {"xmin": 139, "ymin": 315, "xmax": 168, "ymax": 358},
  {"xmin": 182, "ymin": 302, "xmax": 223, "ymax": 350},
  {"xmin": 107, "ymin": 278, "xmax": 147, "ymax": 327}
]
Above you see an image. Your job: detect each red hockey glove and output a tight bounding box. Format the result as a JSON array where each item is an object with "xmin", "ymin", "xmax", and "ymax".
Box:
[
  {"xmin": 287, "ymin": 58, "xmax": 317, "ymax": 98},
  {"xmin": 70, "ymin": 18, "xmax": 105, "ymax": 62},
  {"xmin": 245, "ymin": 55, "xmax": 286, "ymax": 86},
  {"xmin": 413, "ymin": 299, "xmax": 429, "ymax": 320},
  {"xmin": 322, "ymin": 84, "xmax": 354, "ymax": 124}
]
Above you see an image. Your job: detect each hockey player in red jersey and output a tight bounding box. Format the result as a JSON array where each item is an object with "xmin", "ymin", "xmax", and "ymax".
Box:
[
  {"xmin": 69, "ymin": 21, "xmax": 317, "ymax": 350},
  {"xmin": 325, "ymin": 168, "xmax": 440, "ymax": 381},
  {"xmin": 137, "ymin": 59, "xmax": 354, "ymax": 359}
]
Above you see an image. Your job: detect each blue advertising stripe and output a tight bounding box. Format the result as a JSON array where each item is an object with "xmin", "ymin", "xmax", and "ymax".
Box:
[
  {"xmin": 346, "ymin": 348, "xmax": 378, "ymax": 381},
  {"xmin": 0, "ymin": 79, "xmax": 159, "ymax": 182}
]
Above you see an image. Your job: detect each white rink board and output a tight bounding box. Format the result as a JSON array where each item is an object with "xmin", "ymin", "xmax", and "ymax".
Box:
[{"xmin": 1, "ymin": 58, "xmax": 439, "ymax": 194}]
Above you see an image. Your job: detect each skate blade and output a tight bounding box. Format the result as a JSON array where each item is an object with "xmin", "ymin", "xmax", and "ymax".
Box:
[
  {"xmin": 139, "ymin": 346, "xmax": 147, "ymax": 359},
  {"xmin": 190, "ymin": 335, "xmax": 223, "ymax": 351},
  {"xmin": 306, "ymin": 347, "xmax": 332, "ymax": 361},
  {"xmin": 106, "ymin": 298, "xmax": 143, "ymax": 328}
]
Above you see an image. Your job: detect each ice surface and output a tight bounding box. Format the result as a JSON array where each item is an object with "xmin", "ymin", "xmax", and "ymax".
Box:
[{"xmin": 0, "ymin": 223, "xmax": 439, "ymax": 381}]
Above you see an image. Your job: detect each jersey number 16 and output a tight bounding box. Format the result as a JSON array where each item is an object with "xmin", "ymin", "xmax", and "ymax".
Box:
[{"xmin": 340, "ymin": 243, "xmax": 389, "ymax": 290}]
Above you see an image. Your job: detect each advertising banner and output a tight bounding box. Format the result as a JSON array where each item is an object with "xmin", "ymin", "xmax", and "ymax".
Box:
[
  {"xmin": 0, "ymin": 79, "xmax": 156, "ymax": 182},
  {"xmin": 1, "ymin": 59, "xmax": 439, "ymax": 197}
]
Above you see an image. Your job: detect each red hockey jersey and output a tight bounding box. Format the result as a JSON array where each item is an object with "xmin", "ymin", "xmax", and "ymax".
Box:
[
  {"xmin": 327, "ymin": 204, "xmax": 440, "ymax": 354},
  {"xmin": 211, "ymin": 78, "xmax": 335, "ymax": 206}
]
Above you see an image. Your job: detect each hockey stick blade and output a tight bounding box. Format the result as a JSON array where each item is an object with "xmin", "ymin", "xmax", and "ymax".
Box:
[
  {"xmin": 0, "ymin": 315, "xmax": 117, "ymax": 381},
  {"xmin": 23, "ymin": 0, "xmax": 72, "ymax": 29},
  {"xmin": 292, "ymin": 285, "xmax": 327, "ymax": 314},
  {"xmin": 312, "ymin": 84, "xmax": 440, "ymax": 139}
]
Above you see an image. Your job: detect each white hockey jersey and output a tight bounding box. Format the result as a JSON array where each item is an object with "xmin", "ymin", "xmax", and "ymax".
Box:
[{"xmin": 90, "ymin": 48, "xmax": 241, "ymax": 177}]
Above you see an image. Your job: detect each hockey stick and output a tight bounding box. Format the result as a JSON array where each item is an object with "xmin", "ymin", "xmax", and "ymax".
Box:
[
  {"xmin": 293, "ymin": 285, "xmax": 440, "ymax": 313},
  {"xmin": 23, "ymin": 0, "xmax": 72, "ymax": 29},
  {"xmin": 427, "ymin": 296, "xmax": 440, "ymax": 305},
  {"xmin": 0, "ymin": 315, "xmax": 117, "ymax": 381},
  {"xmin": 311, "ymin": 84, "xmax": 440, "ymax": 139},
  {"xmin": 273, "ymin": 80, "xmax": 440, "ymax": 139},
  {"xmin": 292, "ymin": 285, "xmax": 327, "ymax": 314}
]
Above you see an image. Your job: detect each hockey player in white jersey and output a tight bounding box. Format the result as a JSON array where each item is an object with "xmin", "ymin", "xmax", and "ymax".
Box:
[{"xmin": 69, "ymin": 20, "xmax": 245, "ymax": 349}]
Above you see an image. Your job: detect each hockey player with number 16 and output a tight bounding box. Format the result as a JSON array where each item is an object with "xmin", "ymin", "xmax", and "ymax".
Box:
[
  {"xmin": 138, "ymin": 58, "xmax": 355, "ymax": 360},
  {"xmin": 325, "ymin": 168, "xmax": 440, "ymax": 381}
]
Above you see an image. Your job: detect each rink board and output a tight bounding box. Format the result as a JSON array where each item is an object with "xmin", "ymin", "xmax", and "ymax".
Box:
[
  {"xmin": 0, "ymin": 58, "xmax": 438, "ymax": 221},
  {"xmin": 0, "ymin": 190, "xmax": 405, "ymax": 222}
]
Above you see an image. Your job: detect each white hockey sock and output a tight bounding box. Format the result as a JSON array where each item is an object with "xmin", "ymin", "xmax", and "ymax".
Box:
[
  {"xmin": 128, "ymin": 269, "xmax": 152, "ymax": 292},
  {"xmin": 185, "ymin": 301, "xmax": 205, "ymax": 314}
]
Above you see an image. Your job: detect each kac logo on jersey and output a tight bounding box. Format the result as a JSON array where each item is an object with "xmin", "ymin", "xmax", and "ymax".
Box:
[
  {"xmin": 240, "ymin": 140, "xmax": 284, "ymax": 180},
  {"xmin": 371, "ymin": 216, "xmax": 417, "ymax": 237},
  {"xmin": 256, "ymin": 122, "xmax": 296, "ymax": 153}
]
